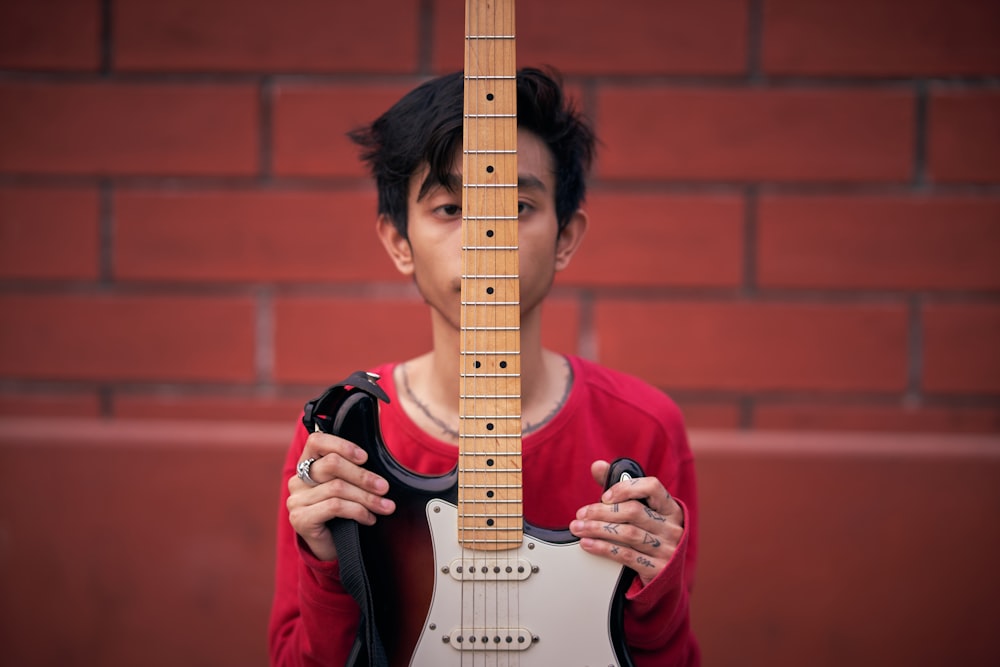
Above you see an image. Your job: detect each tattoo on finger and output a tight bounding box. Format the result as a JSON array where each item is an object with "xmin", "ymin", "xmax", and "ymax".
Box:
[
  {"xmin": 636, "ymin": 555, "xmax": 655, "ymax": 568},
  {"xmin": 643, "ymin": 506, "xmax": 666, "ymax": 522},
  {"xmin": 642, "ymin": 533, "xmax": 661, "ymax": 548}
]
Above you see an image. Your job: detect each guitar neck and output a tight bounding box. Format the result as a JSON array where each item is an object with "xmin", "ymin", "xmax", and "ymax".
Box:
[{"xmin": 458, "ymin": 0, "xmax": 522, "ymax": 552}]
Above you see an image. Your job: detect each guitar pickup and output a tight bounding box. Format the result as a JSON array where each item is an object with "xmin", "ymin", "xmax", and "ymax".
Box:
[
  {"xmin": 444, "ymin": 627, "xmax": 535, "ymax": 651},
  {"xmin": 446, "ymin": 558, "xmax": 534, "ymax": 581}
]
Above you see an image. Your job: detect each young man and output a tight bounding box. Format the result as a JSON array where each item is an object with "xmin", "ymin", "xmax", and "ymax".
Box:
[{"xmin": 269, "ymin": 68, "xmax": 699, "ymax": 666}]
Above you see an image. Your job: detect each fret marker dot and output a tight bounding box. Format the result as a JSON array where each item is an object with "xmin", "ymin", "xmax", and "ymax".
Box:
[
  {"xmin": 486, "ymin": 93, "xmax": 494, "ymax": 101},
  {"xmin": 475, "ymin": 360, "xmax": 481, "ymax": 368},
  {"xmin": 486, "ymin": 490, "xmax": 494, "ymax": 498},
  {"xmin": 499, "ymin": 361, "xmax": 507, "ymax": 368},
  {"xmin": 486, "ymin": 458, "xmax": 494, "ymax": 465},
  {"xmin": 486, "ymin": 519, "xmax": 495, "ymax": 526},
  {"xmin": 486, "ymin": 229, "xmax": 494, "ymax": 237},
  {"xmin": 486, "ymin": 287, "xmax": 494, "ymax": 294},
  {"xmin": 486, "ymin": 165, "xmax": 494, "ymax": 173}
]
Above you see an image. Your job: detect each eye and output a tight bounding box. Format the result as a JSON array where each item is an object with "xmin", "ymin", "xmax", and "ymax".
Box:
[
  {"xmin": 517, "ymin": 201, "xmax": 533, "ymax": 216},
  {"xmin": 435, "ymin": 204, "xmax": 462, "ymax": 218}
]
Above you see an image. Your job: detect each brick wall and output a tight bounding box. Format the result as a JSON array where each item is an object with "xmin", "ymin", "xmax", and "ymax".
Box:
[{"xmin": 1, "ymin": 0, "xmax": 998, "ymax": 432}]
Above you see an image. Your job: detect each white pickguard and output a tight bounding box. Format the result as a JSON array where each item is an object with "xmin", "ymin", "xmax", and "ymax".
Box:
[{"xmin": 409, "ymin": 499, "xmax": 627, "ymax": 667}]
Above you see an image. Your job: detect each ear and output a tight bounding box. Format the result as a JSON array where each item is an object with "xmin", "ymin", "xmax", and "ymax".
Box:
[
  {"xmin": 376, "ymin": 214, "xmax": 414, "ymax": 276},
  {"xmin": 554, "ymin": 208, "xmax": 588, "ymax": 272}
]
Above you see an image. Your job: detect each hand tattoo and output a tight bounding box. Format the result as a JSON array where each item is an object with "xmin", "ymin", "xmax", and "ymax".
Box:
[
  {"xmin": 643, "ymin": 506, "xmax": 666, "ymax": 522},
  {"xmin": 642, "ymin": 533, "xmax": 661, "ymax": 548},
  {"xmin": 603, "ymin": 523, "xmax": 620, "ymax": 535},
  {"xmin": 636, "ymin": 555, "xmax": 655, "ymax": 568}
]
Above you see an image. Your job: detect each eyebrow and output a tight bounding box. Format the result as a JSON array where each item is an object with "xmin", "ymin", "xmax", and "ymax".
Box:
[{"xmin": 436, "ymin": 173, "xmax": 547, "ymax": 192}]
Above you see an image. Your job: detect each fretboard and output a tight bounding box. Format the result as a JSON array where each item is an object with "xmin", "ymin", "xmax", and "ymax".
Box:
[{"xmin": 458, "ymin": 0, "xmax": 521, "ymax": 551}]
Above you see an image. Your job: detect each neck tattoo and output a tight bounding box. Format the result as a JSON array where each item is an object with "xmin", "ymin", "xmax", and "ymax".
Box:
[{"xmin": 399, "ymin": 358, "xmax": 574, "ymax": 440}]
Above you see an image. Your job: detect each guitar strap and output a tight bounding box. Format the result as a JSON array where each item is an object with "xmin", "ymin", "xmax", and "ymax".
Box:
[{"xmin": 303, "ymin": 373, "xmax": 392, "ymax": 667}]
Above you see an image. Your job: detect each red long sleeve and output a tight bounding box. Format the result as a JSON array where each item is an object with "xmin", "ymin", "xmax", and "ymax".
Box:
[{"xmin": 268, "ymin": 356, "xmax": 699, "ymax": 665}]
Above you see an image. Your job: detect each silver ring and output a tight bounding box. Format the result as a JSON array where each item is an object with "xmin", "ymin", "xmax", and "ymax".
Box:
[{"xmin": 296, "ymin": 457, "xmax": 318, "ymax": 486}]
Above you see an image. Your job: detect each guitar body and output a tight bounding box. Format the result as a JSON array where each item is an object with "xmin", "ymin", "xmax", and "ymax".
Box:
[{"xmin": 313, "ymin": 381, "xmax": 635, "ymax": 667}]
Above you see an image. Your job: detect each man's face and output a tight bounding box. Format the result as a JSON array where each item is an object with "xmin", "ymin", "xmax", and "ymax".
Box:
[{"xmin": 401, "ymin": 129, "xmax": 568, "ymax": 330}]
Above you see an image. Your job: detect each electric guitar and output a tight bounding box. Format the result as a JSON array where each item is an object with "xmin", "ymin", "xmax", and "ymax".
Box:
[{"xmin": 303, "ymin": 1, "xmax": 639, "ymax": 664}]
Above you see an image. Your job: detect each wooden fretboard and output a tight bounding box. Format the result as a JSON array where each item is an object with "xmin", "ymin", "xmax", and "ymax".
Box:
[{"xmin": 457, "ymin": 0, "xmax": 521, "ymax": 552}]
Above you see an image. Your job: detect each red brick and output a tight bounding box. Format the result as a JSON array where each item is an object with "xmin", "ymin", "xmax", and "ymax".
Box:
[
  {"xmin": 763, "ymin": 0, "xmax": 1000, "ymax": 76},
  {"xmin": 113, "ymin": 393, "xmax": 304, "ymax": 423},
  {"xmin": 115, "ymin": 0, "xmax": 419, "ymax": 72},
  {"xmin": 114, "ymin": 189, "xmax": 400, "ymax": 283},
  {"xmin": 596, "ymin": 87, "xmax": 914, "ymax": 182},
  {"xmin": 675, "ymin": 400, "xmax": 743, "ymax": 429},
  {"xmin": 561, "ymin": 192, "xmax": 744, "ymax": 288},
  {"xmin": 0, "ymin": 0, "xmax": 101, "ymax": 70},
  {"xmin": 0, "ymin": 187, "xmax": 101, "ymax": 280},
  {"xmin": 595, "ymin": 300, "xmax": 909, "ymax": 392},
  {"xmin": 272, "ymin": 83, "xmax": 416, "ymax": 177},
  {"xmin": 0, "ymin": 391, "xmax": 102, "ymax": 418},
  {"xmin": 758, "ymin": 195, "xmax": 1000, "ymax": 291},
  {"xmin": 755, "ymin": 402, "xmax": 1000, "ymax": 434},
  {"xmin": 0, "ymin": 83, "xmax": 258, "ymax": 176},
  {"xmin": 432, "ymin": 0, "xmax": 747, "ymax": 75},
  {"xmin": 0, "ymin": 294, "xmax": 256, "ymax": 382},
  {"xmin": 274, "ymin": 297, "xmax": 433, "ymax": 384},
  {"xmin": 928, "ymin": 91, "xmax": 1000, "ymax": 183},
  {"xmin": 923, "ymin": 303, "xmax": 1000, "ymax": 394},
  {"xmin": 541, "ymin": 298, "xmax": 580, "ymax": 355}
]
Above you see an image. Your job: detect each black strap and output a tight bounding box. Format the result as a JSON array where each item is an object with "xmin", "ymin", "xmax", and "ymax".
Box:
[
  {"xmin": 329, "ymin": 518, "xmax": 388, "ymax": 667},
  {"xmin": 303, "ymin": 373, "xmax": 391, "ymax": 667}
]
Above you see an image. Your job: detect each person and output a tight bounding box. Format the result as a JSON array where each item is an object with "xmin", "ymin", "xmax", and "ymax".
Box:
[{"xmin": 268, "ymin": 67, "xmax": 699, "ymax": 666}]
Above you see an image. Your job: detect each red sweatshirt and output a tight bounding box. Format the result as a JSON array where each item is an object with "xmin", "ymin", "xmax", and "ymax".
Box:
[{"xmin": 269, "ymin": 355, "xmax": 699, "ymax": 666}]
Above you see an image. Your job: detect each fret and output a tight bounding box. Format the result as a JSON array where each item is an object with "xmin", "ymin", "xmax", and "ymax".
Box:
[
  {"xmin": 460, "ymin": 484, "xmax": 521, "ymax": 488},
  {"xmin": 460, "ymin": 394, "xmax": 520, "ymax": 399},
  {"xmin": 461, "ymin": 350, "xmax": 520, "ymax": 355},
  {"xmin": 461, "ymin": 274, "xmax": 519, "ymax": 279},
  {"xmin": 459, "ymin": 373, "xmax": 520, "ymax": 378},
  {"xmin": 465, "ymin": 35, "xmax": 516, "ymax": 39},
  {"xmin": 461, "ymin": 326, "xmax": 519, "ymax": 331},
  {"xmin": 463, "ymin": 183, "xmax": 517, "ymax": 188},
  {"xmin": 464, "ymin": 150, "xmax": 517, "ymax": 154},
  {"xmin": 460, "ymin": 434, "xmax": 521, "ymax": 439},
  {"xmin": 465, "ymin": 75, "xmax": 516, "ymax": 79}
]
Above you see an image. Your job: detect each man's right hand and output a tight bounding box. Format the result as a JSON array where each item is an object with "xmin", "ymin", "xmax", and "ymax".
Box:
[{"xmin": 286, "ymin": 431, "xmax": 396, "ymax": 561}]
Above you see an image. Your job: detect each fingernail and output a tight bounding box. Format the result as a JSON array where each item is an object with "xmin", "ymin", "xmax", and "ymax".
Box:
[
  {"xmin": 569, "ymin": 520, "xmax": 584, "ymax": 533},
  {"xmin": 373, "ymin": 477, "xmax": 388, "ymax": 492},
  {"xmin": 602, "ymin": 490, "xmax": 613, "ymax": 502}
]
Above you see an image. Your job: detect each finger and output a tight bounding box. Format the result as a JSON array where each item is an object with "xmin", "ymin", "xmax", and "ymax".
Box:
[
  {"xmin": 303, "ymin": 431, "xmax": 369, "ymax": 466},
  {"xmin": 295, "ymin": 433, "xmax": 389, "ymax": 498},
  {"xmin": 576, "ymin": 500, "xmax": 683, "ymax": 546},
  {"xmin": 571, "ymin": 514, "xmax": 678, "ymax": 561},
  {"xmin": 289, "ymin": 478, "xmax": 395, "ymax": 527},
  {"xmin": 570, "ymin": 529, "xmax": 667, "ymax": 585},
  {"xmin": 590, "ymin": 459, "xmax": 610, "ymax": 486},
  {"xmin": 601, "ymin": 476, "xmax": 682, "ymax": 522}
]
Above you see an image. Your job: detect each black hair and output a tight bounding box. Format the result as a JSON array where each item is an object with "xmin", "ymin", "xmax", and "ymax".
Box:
[{"xmin": 348, "ymin": 67, "xmax": 596, "ymax": 238}]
